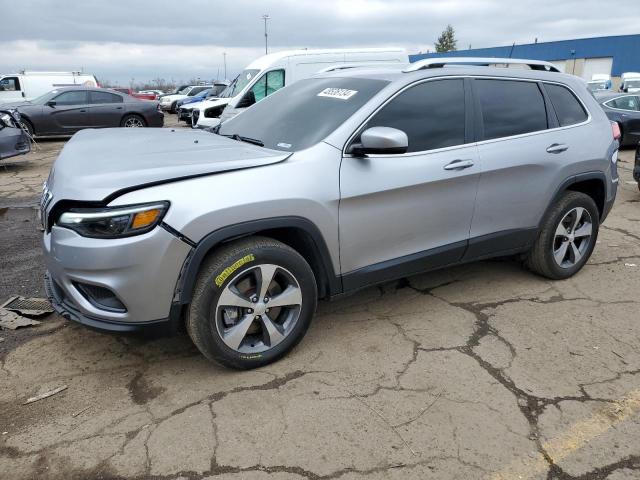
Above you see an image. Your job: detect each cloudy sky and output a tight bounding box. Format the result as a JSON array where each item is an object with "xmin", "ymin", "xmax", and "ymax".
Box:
[{"xmin": 1, "ymin": 0, "xmax": 639, "ymax": 86}]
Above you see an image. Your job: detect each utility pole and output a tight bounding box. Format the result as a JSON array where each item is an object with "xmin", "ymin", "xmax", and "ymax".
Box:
[
  {"xmin": 223, "ymin": 52, "xmax": 227, "ymax": 80},
  {"xmin": 262, "ymin": 14, "xmax": 270, "ymax": 54}
]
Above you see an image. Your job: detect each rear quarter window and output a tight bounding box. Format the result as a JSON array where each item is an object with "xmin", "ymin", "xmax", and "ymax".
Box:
[{"xmin": 544, "ymin": 83, "xmax": 588, "ymax": 126}]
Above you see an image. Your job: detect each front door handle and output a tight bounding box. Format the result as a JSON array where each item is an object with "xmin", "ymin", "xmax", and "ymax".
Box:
[
  {"xmin": 79, "ymin": 109, "xmax": 86, "ymax": 113},
  {"xmin": 116, "ymin": 106, "xmax": 123, "ymax": 110},
  {"xmin": 443, "ymin": 159, "xmax": 474, "ymax": 171},
  {"xmin": 546, "ymin": 143, "xmax": 568, "ymax": 154}
]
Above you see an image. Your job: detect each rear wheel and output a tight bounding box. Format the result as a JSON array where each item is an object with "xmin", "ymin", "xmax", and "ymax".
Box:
[
  {"xmin": 120, "ymin": 114, "xmax": 146, "ymax": 128},
  {"xmin": 186, "ymin": 237, "xmax": 317, "ymax": 369},
  {"xmin": 526, "ymin": 191, "xmax": 599, "ymax": 279}
]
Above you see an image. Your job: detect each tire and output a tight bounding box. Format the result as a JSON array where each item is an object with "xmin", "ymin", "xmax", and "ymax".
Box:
[
  {"xmin": 120, "ymin": 114, "xmax": 146, "ymax": 128},
  {"xmin": 19, "ymin": 119, "xmax": 34, "ymax": 137},
  {"xmin": 186, "ymin": 236, "xmax": 317, "ymax": 369},
  {"xmin": 525, "ymin": 191, "xmax": 599, "ymax": 280},
  {"xmin": 170, "ymin": 101, "xmax": 178, "ymax": 114}
]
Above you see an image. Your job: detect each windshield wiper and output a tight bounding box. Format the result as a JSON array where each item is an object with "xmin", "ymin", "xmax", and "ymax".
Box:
[{"xmin": 218, "ymin": 132, "xmax": 264, "ymax": 147}]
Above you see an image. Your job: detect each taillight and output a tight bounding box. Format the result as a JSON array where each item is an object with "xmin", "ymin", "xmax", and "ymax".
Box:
[{"xmin": 612, "ymin": 121, "xmax": 621, "ymax": 141}]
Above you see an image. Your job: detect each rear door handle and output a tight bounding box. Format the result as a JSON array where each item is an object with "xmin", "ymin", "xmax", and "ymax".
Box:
[
  {"xmin": 116, "ymin": 106, "xmax": 123, "ymax": 110},
  {"xmin": 546, "ymin": 143, "xmax": 568, "ymax": 154},
  {"xmin": 79, "ymin": 109, "xmax": 87, "ymax": 113},
  {"xmin": 443, "ymin": 159, "xmax": 474, "ymax": 171}
]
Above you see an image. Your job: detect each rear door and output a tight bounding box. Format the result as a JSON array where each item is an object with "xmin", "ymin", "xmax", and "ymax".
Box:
[
  {"xmin": 339, "ymin": 78, "xmax": 480, "ymax": 288},
  {"xmin": 468, "ymin": 78, "xmax": 587, "ymax": 257},
  {"xmin": 44, "ymin": 90, "xmax": 90, "ymax": 134},
  {"xmin": 88, "ymin": 90, "xmax": 125, "ymax": 127},
  {"xmin": 0, "ymin": 76, "xmax": 24, "ymax": 102}
]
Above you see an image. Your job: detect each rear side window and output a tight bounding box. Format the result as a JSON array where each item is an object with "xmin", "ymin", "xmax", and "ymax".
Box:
[
  {"xmin": 90, "ymin": 91, "xmax": 123, "ymax": 104},
  {"xmin": 364, "ymin": 79, "xmax": 466, "ymax": 152},
  {"xmin": 545, "ymin": 83, "xmax": 588, "ymax": 126},
  {"xmin": 476, "ymin": 79, "xmax": 547, "ymax": 140},
  {"xmin": 605, "ymin": 96, "xmax": 640, "ymax": 112}
]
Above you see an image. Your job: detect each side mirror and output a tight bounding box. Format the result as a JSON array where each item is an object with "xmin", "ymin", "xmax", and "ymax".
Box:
[
  {"xmin": 236, "ymin": 90, "xmax": 256, "ymax": 109},
  {"xmin": 46, "ymin": 100, "xmax": 56, "ymax": 108},
  {"xmin": 349, "ymin": 127, "xmax": 408, "ymax": 156}
]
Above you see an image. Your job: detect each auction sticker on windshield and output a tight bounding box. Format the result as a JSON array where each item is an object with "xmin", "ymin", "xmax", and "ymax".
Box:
[{"xmin": 317, "ymin": 88, "xmax": 358, "ymax": 100}]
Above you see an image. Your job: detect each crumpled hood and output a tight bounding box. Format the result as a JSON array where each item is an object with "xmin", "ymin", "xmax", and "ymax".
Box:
[{"xmin": 47, "ymin": 127, "xmax": 290, "ymax": 203}]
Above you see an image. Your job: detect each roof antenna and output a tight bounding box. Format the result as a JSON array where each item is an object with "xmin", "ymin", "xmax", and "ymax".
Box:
[{"xmin": 508, "ymin": 42, "xmax": 516, "ymax": 58}]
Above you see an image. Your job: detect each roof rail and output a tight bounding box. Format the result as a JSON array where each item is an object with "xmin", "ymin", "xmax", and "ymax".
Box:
[{"xmin": 404, "ymin": 57, "xmax": 561, "ymax": 73}]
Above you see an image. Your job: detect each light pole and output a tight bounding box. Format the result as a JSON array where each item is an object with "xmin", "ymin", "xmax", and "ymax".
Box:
[
  {"xmin": 223, "ymin": 52, "xmax": 227, "ymax": 80},
  {"xmin": 262, "ymin": 14, "xmax": 270, "ymax": 55}
]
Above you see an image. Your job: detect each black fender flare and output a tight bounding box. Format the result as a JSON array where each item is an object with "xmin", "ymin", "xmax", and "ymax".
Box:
[
  {"xmin": 174, "ymin": 216, "xmax": 342, "ymax": 305},
  {"xmin": 538, "ymin": 171, "xmax": 608, "ymax": 230}
]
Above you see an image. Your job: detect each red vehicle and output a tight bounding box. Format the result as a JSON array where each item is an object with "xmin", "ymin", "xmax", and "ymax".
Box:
[{"xmin": 112, "ymin": 88, "xmax": 157, "ymax": 101}]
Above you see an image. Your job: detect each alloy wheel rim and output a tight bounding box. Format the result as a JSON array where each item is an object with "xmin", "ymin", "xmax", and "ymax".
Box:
[
  {"xmin": 124, "ymin": 117, "xmax": 143, "ymax": 127},
  {"xmin": 553, "ymin": 207, "xmax": 593, "ymax": 268},
  {"xmin": 214, "ymin": 263, "xmax": 303, "ymax": 354}
]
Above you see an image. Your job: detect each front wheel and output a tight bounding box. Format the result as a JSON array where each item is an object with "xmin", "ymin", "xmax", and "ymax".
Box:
[
  {"xmin": 186, "ymin": 237, "xmax": 317, "ymax": 369},
  {"xmin": 526, "ymin": 191, "xmax": 599, "ymax": 279}
]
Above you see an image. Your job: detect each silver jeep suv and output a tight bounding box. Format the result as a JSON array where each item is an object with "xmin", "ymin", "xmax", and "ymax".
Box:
[{"xmin": 42, "ymin": 58, "xmax": 619, "ymax": 369}]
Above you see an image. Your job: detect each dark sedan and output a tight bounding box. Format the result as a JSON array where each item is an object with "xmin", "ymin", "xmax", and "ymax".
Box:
[
  {"xmin": 0, "ymin": 109, "xmax": 30, "ymax": 161},
  {"xmin": 11, "ymin": 87, "xmax": 164, "ymax": 137},
  {"xmin": 594, "ymin": 92, "xmax": 640, "ymax": 147}
]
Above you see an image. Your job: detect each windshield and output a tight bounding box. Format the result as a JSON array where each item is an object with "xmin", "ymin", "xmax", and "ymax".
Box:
[
  {"xmin": 219, "ymin": 69, "xmax": 260, "ymax": 98},
  {"xmin": 626, "ymin": 80, "xmax": 640, "ymax": 88},
  {"xmin": 178, "ymin": 86, "xmax": 191, "ymax": 95},
  {"xmin": 31, "ymin": 89, "xmax": 63, "ymax": 104},
  {"xmin": 218, "ymin": 77, "xmax": 389, "ymax": 152}
]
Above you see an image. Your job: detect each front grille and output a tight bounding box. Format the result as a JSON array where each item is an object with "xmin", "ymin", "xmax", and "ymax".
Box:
[
  {"xmin": 74, "ymin": 282, "xmax": 127, "ymax": 313},
  {"xmin": 1, "ymin": 296, "xmax": 53, "ymax": 315}
]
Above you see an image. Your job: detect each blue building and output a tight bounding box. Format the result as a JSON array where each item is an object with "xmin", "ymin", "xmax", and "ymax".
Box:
[{"xmin": 410, "ymin": 34, "xmax": 640, "ymax": 86}]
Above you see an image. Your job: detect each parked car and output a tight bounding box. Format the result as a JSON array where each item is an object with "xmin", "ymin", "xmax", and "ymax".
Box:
[
  {"xmin": 158, "ymin": 85, "xmax": 189, "ymax": 100},
  {"xmin": 159, "ymin": 85, "xmax": 213, "ymax": 113},
  {"xmin": 138, "ymin": 89, "xmax": 165, "ymax": 96},
  {"xmin": 111, "ymin": 88, "xmax": 157, "ymax": 101},
  {"xmin": 12, "ymin": 87, "xmax": 163, "ymax": 137},
  {"xmin": 177, "ymin": 83, "xmax": 229, "ymax": 122},
  {"xmin": 620, "ymin": 73, "xmax": 640, "ymax": 93},
  {"xmin": 0, "ymin": 109, "xmax": 30, "ymax": 161},
  {"xmin": 0, "ymin": 71, "xmax": 98, "ymax": 104},
  {"xmin": 41, "ymin": 58, "xmax": 618, "ymax": 369},
  {"xmin": 594, "ymin": 92, "xmax": 640, "ymax": 147},
  {"xmin": 191, "ymin": 48, "xmax": 408, "ymax": 129}
]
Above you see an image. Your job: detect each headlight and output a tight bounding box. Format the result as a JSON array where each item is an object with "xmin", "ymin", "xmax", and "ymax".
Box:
[
  {"xmin": 57, "ymin": 202, "xmax": 169, "ymax": 238},
  {"xmin": 0, "ymin": 113, "xmax": 13, "ymax": 128}
]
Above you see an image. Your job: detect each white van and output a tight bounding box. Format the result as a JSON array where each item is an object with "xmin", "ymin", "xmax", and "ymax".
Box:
[
  {"xmin": 0, "ymin": 71, "xmax": 98, "ymax": 104},
  {"xmin": 192, "ymin": 48, "xmax": 407, "ymax": 129},
  {"xmin": 621, "ymin": 72, "xmax": 640, "ymax": 93}
]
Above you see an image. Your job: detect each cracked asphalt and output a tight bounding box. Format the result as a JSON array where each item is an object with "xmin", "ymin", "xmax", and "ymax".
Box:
[{"xmin": 1, "ymin": 121, "xmax": 640, "ymax": 479}]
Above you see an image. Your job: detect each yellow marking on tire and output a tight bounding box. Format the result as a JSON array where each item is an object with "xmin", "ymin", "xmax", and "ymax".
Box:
[{"xmin": 215, "ymin": 254, "xmax": 255, "ymax": 287}]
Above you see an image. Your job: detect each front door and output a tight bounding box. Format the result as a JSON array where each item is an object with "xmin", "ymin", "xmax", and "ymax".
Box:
[
  {"xmin": 339, "ymin": 78, "xmax": 480, "ymax": 290},
  {"xmin": 43, "ymin": 90, "xmax": 90, "ymax": 134}
]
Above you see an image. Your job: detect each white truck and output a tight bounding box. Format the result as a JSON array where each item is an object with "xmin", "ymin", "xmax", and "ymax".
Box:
[
  {"xmin": 0, "ymin": 71, "xmax": 98, "ymax": 104},
  {"xmin": 191, "ymin": 47, "xmax": 408, "ymax": 129}
]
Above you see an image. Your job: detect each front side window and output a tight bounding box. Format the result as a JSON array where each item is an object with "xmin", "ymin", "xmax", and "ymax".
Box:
[
  {"xmin": 364, "ymin": 79, "xmax": 466, "ymax": 153},
  {"xmin": 90, "ymin": 91, "xmax": 123, "ymax": 104},
  {"xmin": 188, "ymin": 86, "xmax": 208, "ymax": 96},
  {"xmin": 54, "ymin": 90, "xmax": 88, "ymax": 105},
  {"xmin": 606, "ymin": 96, "xmax": 640, "ymax": 111},
  {"xmin": 218, "ymin": 77, "xmax": 389, "ymax": 152},
  {"xmin": 545, "ymin": 83, "xmax": 588, "ymax": 126},
  {"xmin": 0, "ymin": 77, "xmax": 20, "ymax": 91},
  {"xmin": 250, "ymin": 69, "xmax": 286, "ymax": 102},
  {"xmin": 476, "ymin": 79, "xmax": 548, "ymax": 140}
]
